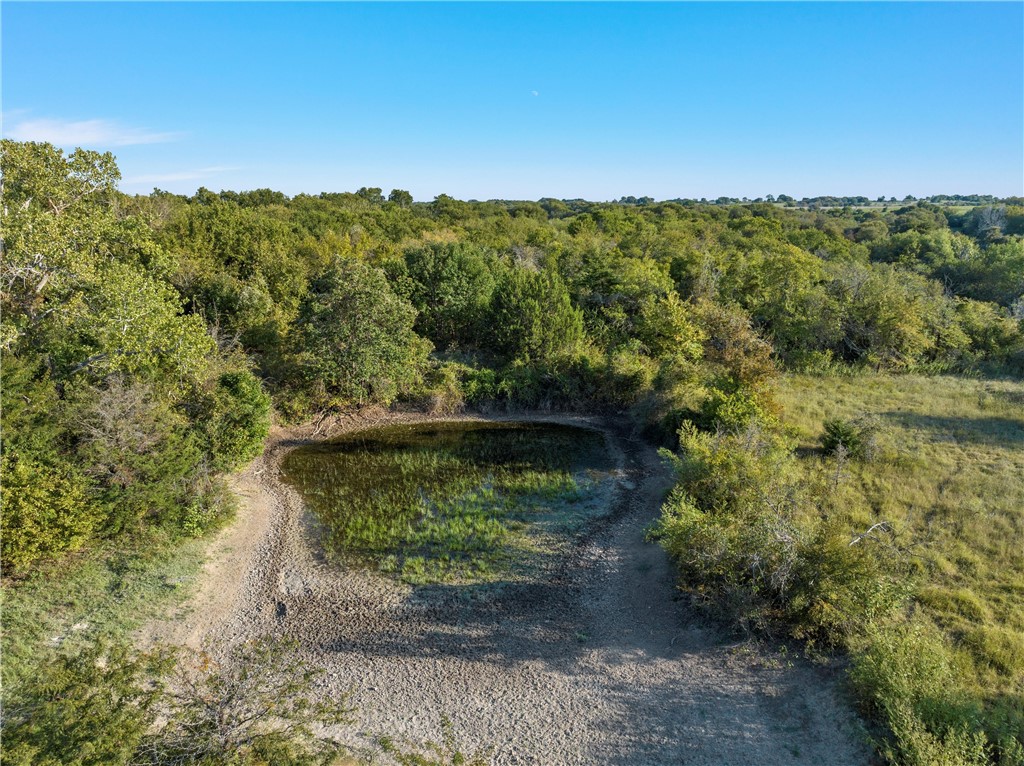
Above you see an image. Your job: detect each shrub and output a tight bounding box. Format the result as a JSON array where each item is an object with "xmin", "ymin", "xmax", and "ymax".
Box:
[
  {"xmin": 600, "ymin": 341, "xmax": 657, "ymax": 408},
  {"xmin": 460, "ymin": 365, "xmax": 499, "ymax": 405},
  {"xmin": 147, "ymin": 637, "xmax": 351, "ymax": 765},
  {"xmin": 414, "ymin": 361, "xmax": 468, "ymax": 414},
  {"xmin": 822, "ymin": 416, "xmax": 879, "ymax": 461},
  {"xmin": 200, "ymin": 369, "xmax": 272, "ymax": 471},
  {"xmin": 399, "ymin": 242, "xmax": 497, "ymax": 350},
  {"xmin": 698, "ymin": 386, "xmax": 776, "ymax": 432},
  {"xmin": 2, "ymin": 642, "xmax": 170, "ymax": 766},
  {"xmin": 0, "ymin": 452, "xmax": 102, "ymax": 573},
  {"xmin": 490, "ymin": 267, "xmax": 585, "ymax": 364},
  {"xmin": 849, "ymin": 620, "xmax": 995, "ymax": 766},
  {"xmin": 70, "ymin": 377, "xmax": 203, "ymax": 534},
  {"xmin": 652, "ymin": 421, "xmax": 908, "ymax": 647}
]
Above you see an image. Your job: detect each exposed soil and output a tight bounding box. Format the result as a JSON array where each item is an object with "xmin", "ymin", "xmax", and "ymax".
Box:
[{"xmin": 140, "ymin": 409, "xmax": 871, "ymax": 765}]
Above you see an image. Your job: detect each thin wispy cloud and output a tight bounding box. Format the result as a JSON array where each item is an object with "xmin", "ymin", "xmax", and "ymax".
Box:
[
  {"xmin": 4, "ymin": 117, "xmax": 182, "ymax": 147},
  {"xmin": 122, "ymin": 166, "xmax": 240, "ymax": 185}
]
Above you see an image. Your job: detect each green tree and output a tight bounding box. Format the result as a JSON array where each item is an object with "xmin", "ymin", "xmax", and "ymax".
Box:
[
  {"xmin": 2, "ymin": 643, "xmax": 169, "ymax": 766},
  {"xmin": 635, "ymin": 292, "xmax": 705, "ymax": 361},
  {"xmin": 195, "ymin": 369, "xmax": 272, "ymax": 471},
  {"xmin": 490, "ymin": 267, "xmax": 585, "ymax": 363},
  {"xmin": 356, "ymin": 186, "xmax": 385, "ymax": 205},
  {"xmin": 399, "ymin": 243, "xmax": 496, "ymax": 349},
  {"xmin": 70, "ymin": 376, "xmax": 204, "ymax": 533},
  {"xmin": 389, "ymin": 188, "xmax": 414, "ymax": 207},
  {"xmin": 298, "ymin": 257, "xmax": 431, "ymax": 408}
]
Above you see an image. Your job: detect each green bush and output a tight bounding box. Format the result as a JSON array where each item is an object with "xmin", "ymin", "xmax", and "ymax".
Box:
[
  {"xmin": 490, "ymin": 267, "xmax": 585, "ymax": 364},
  {"xmin": 652, "ymin": 422, "xmax": 908, "ymax": 647},
  {"xmin": 69, "ymin": 378, "xmax": 204, "ymax": 534},
  {"xmin": 298, "ymin": 257, "xmax": 432, "ymax": 409},
  {"xmin": 849, "ymin": 620, "xmax": 998, "ymax": 766},
  {"xmin": 2, "ymin": 638, "xmax": 351, "ymax": 766},
  {"xmin": 2, "ymin": 642, "xmax": 169, "ymax": 766},
  {"xmin": 0, "ymin": 453, "xmax": 102, "ymax": 573},
  {"xmin": 600, "ymin": 341, "xmax": 658, "ymax": 408},
  {"xmin": 822, "ymin": 416, "xmax": 879, "ymax": 460},
  {"xmin": 414, "ymin": 361, "xmax": 468, "ymax": 414},
  {"xmin": 698, "ymin": 386, "xmax": 776, "ymax": 432},
  {"xmin": 398, "ymin": 242, "xmax": 497, "ymax": 350},
  {"xmin": 200, "ymin": 369, "xmax": 272, "ymax": 471},
  {"xmin": 460, "ymin": 365, "xmax": 499, "ymax": 405}
]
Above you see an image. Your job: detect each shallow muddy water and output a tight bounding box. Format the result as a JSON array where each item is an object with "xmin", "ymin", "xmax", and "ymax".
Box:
[{"xmin": 280, "ymin": 421, "xmax": 615, "ymax": 582}]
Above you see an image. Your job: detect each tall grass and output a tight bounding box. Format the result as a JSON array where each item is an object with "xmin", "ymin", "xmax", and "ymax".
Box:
[{"xmin": 776, "ymin": 374, "xmax": 1024, "ymax": 764}]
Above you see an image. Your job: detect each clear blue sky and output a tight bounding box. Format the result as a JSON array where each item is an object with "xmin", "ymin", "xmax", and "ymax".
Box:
[{"xmin": 4, "ymin": 2, "xmax": 1022, "ymax": 201}]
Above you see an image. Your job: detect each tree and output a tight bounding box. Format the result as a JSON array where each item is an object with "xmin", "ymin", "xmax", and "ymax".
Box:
[
  {"xmin": 356, "ymin": 186, "xmax": 385, "ymax": 205},
  {"xmin": 2, "ymin": 643, "xmax": 169, "ymax": 766},
  {"xmin": 389, "ymin": 188, "xmax": 413, "ymax": 207},
  {"xmin": 70, "ymin": 376, "xmax": 203, "ymax": 533},
  {"xmin": 4, "ymin": 638, "xmax": 350, "ymax": 766},
  {"xmin": 298, "ymin": 257, "xmax": 431, "ymax": 407},
  {"xmin": 490, "ymin": 267, "xmax": 585, "ymax": 363},
  {"xmin": 1, "ymin": 140, "xmax": 122, "ymax": 326},
  {"xmin": 197, "ymin": 370, "xmax": 272, "ymax": 471},
  {"xmin": 400, "ymin": 243, "xmax": 496, "ymax": 350},
  {"xmin": 48, "ymin": 260, "xmax": 216, "ymax": 385},
  {"xmin": 636, "ymin": 292, "xmax": 704, "ymax": 361},
  {"xmin": 692, "ymin": 299, "xmax": 776, "ymax": 388}
]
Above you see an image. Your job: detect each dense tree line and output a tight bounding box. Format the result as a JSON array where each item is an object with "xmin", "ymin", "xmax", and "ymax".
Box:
[
  {"xmin": 1, "ymin": 143, "xmax": 271, "ymax": 571},
  {"xmin": 3, "ymin": 139, "xmax": 1023, "ymax": 572}
]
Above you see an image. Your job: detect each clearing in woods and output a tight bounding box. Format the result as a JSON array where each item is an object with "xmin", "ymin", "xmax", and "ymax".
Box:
[{"xmin": 140, "ymin": 411, "xmax": 870, "ymax": 765}]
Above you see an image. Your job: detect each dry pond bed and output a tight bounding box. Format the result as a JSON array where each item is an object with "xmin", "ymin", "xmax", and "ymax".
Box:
[{"xmin": 140, "ymin": 411, "xmax": 870, "ymax": 765}]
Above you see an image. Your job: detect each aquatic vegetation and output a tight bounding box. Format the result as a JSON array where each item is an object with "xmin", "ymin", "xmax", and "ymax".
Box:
[{"xmin": 281, "ymin": 422, "xmax": 613, "ymax": 583}]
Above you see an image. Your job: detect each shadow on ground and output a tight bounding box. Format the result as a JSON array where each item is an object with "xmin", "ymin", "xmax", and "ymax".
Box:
[{"xmin": 882, "ymin": 411, "xmax": 1024, "ymax": 446}]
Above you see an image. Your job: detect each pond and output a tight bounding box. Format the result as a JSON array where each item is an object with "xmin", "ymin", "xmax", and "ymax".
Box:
[{"xmin": 280, "ymin": 421, "xmax": 616, "ymax": 584}]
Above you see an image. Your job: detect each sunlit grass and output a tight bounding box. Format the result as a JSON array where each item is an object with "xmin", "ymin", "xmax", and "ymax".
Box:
[
  {"xmin": 777, "ymin": 373, "xmax": 1024, "ymax": 741},
  {"xmin": 1, "ymin": 528, "xmax": 207, "ymax": 689}
]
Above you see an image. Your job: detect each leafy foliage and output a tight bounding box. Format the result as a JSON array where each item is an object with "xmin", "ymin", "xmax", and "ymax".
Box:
[
  {"xmin": 395, "ymin": 242, "xmax": 496, "ymax": 350},
  {"xmin": 821, "ymin": 417, "xmax": 879, "ymax": 461},
  {"xmin": 2, "ymin": 642, "xmax": 170, "ymax": 766},
  {"xmin": 297, "ymin": 257, "xmax": 431, "ymax": 409},
  {"xmin": 0, "ymin": 140, "xmax": 270, "ymax": 571},
  {"xmin": 197, "ymin": 370, "xmax": 272, "ymax": 471},
  {"xmin": 651, "ymin": 421, "xmax": 910, "ymax": 647},
  {"xmin": 490, "ymin": 267, "xmax": 584, "ymax": 364}
]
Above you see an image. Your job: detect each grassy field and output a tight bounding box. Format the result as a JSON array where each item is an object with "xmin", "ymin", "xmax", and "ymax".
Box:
[
  {"xmin": 1, "ymin": 528, "xmax": 208, "ymax": 689},
  {"xmin": 777, "ymin": 373, "xmax": 1024, "ymax": 755}
]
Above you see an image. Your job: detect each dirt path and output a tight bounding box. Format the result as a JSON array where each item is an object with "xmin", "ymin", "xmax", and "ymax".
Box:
[{"xmin": 141, "ymin": 411, "xmax": 870, "ymax": 765}]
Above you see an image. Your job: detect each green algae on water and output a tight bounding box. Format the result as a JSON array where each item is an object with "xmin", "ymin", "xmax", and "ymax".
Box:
[{"xmin": 280, "ymin": 421, "xmax": 614, "ymax": 584}]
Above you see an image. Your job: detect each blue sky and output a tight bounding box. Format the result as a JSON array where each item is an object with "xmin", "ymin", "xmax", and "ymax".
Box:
[{"xmin": 4, "ymin": 2, "xmax": 1022, "ymax": 200}]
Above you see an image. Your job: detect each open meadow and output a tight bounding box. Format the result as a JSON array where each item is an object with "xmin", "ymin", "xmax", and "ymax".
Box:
[{"xmin": 778, "ymin": 374, "xmax": 1024, "ymax": 760}]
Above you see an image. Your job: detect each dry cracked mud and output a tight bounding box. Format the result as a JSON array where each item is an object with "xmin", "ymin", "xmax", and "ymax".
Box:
[{"xmin": 139, "ymin": 410, "xmax": 871, "ymax": 765}]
